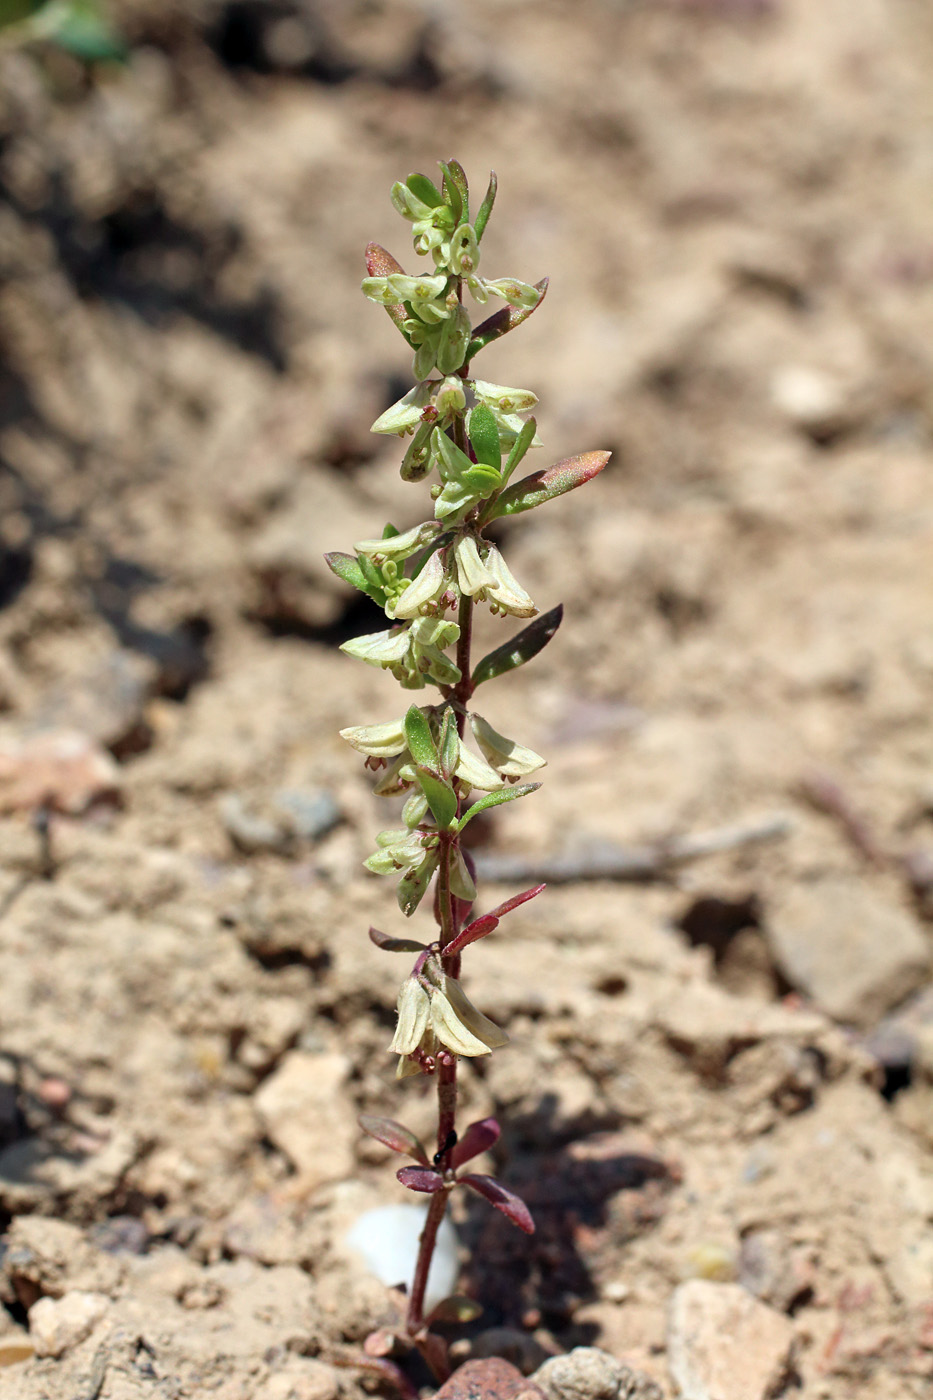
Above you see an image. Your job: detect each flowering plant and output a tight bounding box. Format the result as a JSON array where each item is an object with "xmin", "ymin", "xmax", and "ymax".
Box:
[{"xmin": 328, "ymin": 160, "xmax": 608, "ymax": 1384}]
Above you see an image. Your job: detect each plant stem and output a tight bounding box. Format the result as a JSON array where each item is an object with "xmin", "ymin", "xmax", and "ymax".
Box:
[{"xmin": 406, "ymin": 574, "xmax": 474, "ymax": 1349}]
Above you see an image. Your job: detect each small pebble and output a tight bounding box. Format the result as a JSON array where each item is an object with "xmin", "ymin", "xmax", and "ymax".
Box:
[
  {"xmin": 274, "ymin": 788, "xmax": 341, "ymax": 841},
  {"xmin": 29, "ymin": 1291, "xmax": 109, "ymax": 1358}
]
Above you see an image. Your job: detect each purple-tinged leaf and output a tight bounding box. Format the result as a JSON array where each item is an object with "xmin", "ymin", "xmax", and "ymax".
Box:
[
  {"xmin": 466, "ymin": 278, "xmax": 548, "ymax": 360},
  {"xmin": 365, "ymin": 242, "xmax": 410, "ymax": 336},
  {"xmin": 451, "ymin": 1117, "xmax": 501, "ymax": 1169},
  {"xmin": 445, "ymin": 914, "xmax": 498, "ymax": 958},
  {"xmin": 486, "ymin": 451, "xmax": 611, "ymax": 520},
  {"xmin": 368, "ymin": 927, "xmax": 428, "ymax": 955},
  {"xmin": 446, "ymin": 884, "xmax": 547, "ymax": 956},
  {"xmin": 460, "ymin": 1174, "xmax": 535, "ymax": 1234},
  {"xmin": 471, "ymin": 604, "xmax": 563, "ymax": 689},
  {"xmin": 359, "ymin": 1114, "xmax": 429, "ymax": 1165},
  {"xmin": 397, "ymin": 1165, "xmax": 446, "ymax": 1193},
  {"xmin": 426, "ymin": 1294, "xmax": 484, "ymax": 1325},
  {"xmin": 365, "ymin": 242, "xmax": 405, "ymax": 278},
  {"xmin": 485, "ymin": 884, "xmax": 547, "ymax": 921}
]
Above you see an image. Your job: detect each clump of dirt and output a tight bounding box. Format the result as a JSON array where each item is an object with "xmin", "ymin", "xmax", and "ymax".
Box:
[{"xmin": 1, "ymin": 2, "xmax": 932, "ymax": 1397}]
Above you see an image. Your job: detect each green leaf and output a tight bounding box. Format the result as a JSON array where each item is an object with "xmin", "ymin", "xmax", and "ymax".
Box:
[
  {"xmin": 474, "ymin": 171, "xmax": 497, "ymax": 242},
  {"xmin": 439, "ymin": 159, "xmax": 467, "ymax": 225},
  {"xmin": 466, "ymin": 277, "xmax": 548, "ymax": 360},
  {"xmin": 405, "ymin": 172, "xmax": 444, "ymax": 208},
  {"xmin": 457, "ymin": 784, "xmax": 541, "ymax": 831},
  {"xmin": 496, "ymin": 415, "xmax": 537, "ymax": 494},
  {"xmin": 468, "ymin": 403, "xmax": 501, "ymax": 470},
  {"xmin": 413, "ymin": 766, "xmax": 458, "ymax": 829},
  {"xmin": 404, "ymin": 705, "xmax": 439, "ymax": 769},
  {"xmin": 324, "ymin": 551, "xmax": 385, "ymax": 605},
  {"xmin": 357, "ymin": 552, "xmax": 386, "ymax": 596},
  {"xmin": 381, "ymin": 522, "xmax": 400, "ymax": 539},
  {"xmin": 397, "ymin": 855, "xmax": 439, "ymax": 917},
  {"xmin": 471, "ymin": 604, "xmax": 563, "ymax": 687},
  {"xmin": 484, "ymin": 451, "xmax": 611, "ymax": 520},
  {"xmin": 437, "ymin": 707, "xmax": 459, "ymax": 779}
]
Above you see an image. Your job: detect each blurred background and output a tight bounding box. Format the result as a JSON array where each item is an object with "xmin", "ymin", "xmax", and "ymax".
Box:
[{"xmin": 1, "ymin": 2, "xmax": 932, "ymax": 1397}]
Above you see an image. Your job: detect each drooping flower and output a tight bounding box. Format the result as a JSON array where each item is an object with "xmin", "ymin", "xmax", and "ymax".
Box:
[
  {"xmin": 339, "ymin": 717, "xmax": 408, "ymax": 759},
  {"xmin": 470, "ymin": 713, "xmax": 545, "ymax": 778},
  {"xmin": 390, "ymin": 962, "xmax": 508, "ymax": 1076},
  {"xmin": 452, "ymin": 537, "xmax": 537, "ymax": 618},
  {"xmin": 389, "ymin": 551, "xmax": 448, "ymax": 620}
]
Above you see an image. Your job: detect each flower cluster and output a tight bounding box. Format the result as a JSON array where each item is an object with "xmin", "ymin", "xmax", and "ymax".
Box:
[
  {"xmin": 390, "ymin": 958, "xmax": 508, "ymax": 1078},
  {"xmin": 361, "ymin": 170, "xmax": 541, "ymax": 381}
]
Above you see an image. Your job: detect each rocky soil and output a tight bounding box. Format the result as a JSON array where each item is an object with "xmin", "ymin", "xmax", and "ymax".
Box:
[{"xmin": 1, "ymin": 2, "xmax": 932, "ymax": 1397}]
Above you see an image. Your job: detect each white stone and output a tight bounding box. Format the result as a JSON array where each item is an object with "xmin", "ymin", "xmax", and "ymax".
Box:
[
  {"xmin": 28, "ymin": 1291, "xmax": 109, "ymax": 1359},
  {"xmin": 344, "ymin": 1204, "xmax": 458, "ymax": 1312},
  {"xmin": 667, "ymin": 1281, "xmax": 795, "ymax": 1400}
]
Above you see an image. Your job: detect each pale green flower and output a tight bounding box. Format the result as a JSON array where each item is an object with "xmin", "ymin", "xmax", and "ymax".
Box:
[
  {"xmin": 482, "ymin": 546, "xmax": 537, "ymax": 618},
  {"xmin": 389, "ymin": 978, "xmax": 432, "ymax": 1055},
  {"xmin": 471, "ymin": 380, "xmax": 538, "ymax": 414},
  {"xmin": 365, "ymin": 827, "xmax": 435, "ymax": 876},
  {"xmin": 361, "ymin": 272, "xmax": 449, "ymax": 308},
  {"xmin": 410, "ymin": 614, "xmax": 461, "ymax": 685},
  {"xmin": 339, "ymin": 717, "xmax": 408, "ymax": 759},
  {"xmin": 470, "ymin": 713, "xmax": 545, "ymax": 778},
  {"xmin": 389, "ymin": 550, "xmax": 448, "ymax": 620},
  {"xmin": 452, "ymin": 538, "xmax": 537, "ymax": 619},
  {"xmin": 453, "ymin": 535, "xmax": 498, "ymax": 597},
  {"xmin": 340, "ymin": 627, "xmax": 411, "ymax": 670},
  {"xmin": 370, "ymin": 383, "xmax": 433, "ymax": 436},
  {"xmin": 454, "ymin": 742, "xmax": 508, "ymax": 792},
  {"xmin": 483, "ymin": 278, "xmax": 542, "ymax": 310},
  {"xmin": 354, "ymin": 520, "xmax": 439, "ymax": 563},
  {"xmin": 434, "ymin": 375, "xmax": 467, "ymax": 421},
  {"xmin": 390, "ymin": 965, "xmax": 508, "ymax": 1073}
]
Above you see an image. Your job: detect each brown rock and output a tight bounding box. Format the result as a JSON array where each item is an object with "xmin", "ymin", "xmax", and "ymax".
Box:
[
  {"xmin": 0, "ymin": 728, "xmax": 120, "ymax": 815},
  {"xmin": 766, "ymin": 878, "xmax": 929, "ymax": 1027},
  {"xmin": 254, "ymin": 1051, "xmax": 355, "ymax": 1186},
  {"xmin": 434, "ymin": 1358, "xmax": 546, "ymax": 1400}
]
